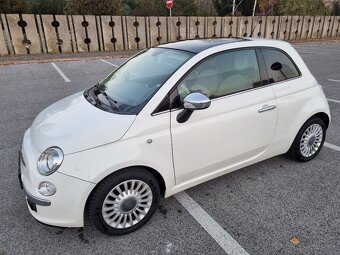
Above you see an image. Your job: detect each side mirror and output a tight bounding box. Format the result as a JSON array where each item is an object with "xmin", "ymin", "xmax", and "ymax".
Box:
[
  {"xmin": 183, "ymin": 92, "xmax": 211, "ymax": 110},
  {"xmin": 177, "ymin": 92, "xmax": 211, "ymax": 123},
  {"xmin": 271, "ymin": 62, "xmax": 282, "ymax": 71}
]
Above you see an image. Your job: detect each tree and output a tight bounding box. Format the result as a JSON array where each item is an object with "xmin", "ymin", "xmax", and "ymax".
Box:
[
  {"xmin": 121, "ymin": 0, "xmax": 137, "ymax": 15},
  {"xmin": 236, "ymin": 0, "xmax": 255, "ymax": 16},
  {"xmin": 212, "ymin": 0, "xmax": 258, "ymax": 16},
  {"xmin": 196, "ymin": 0, "xmax": 217, "ymax": 16},
  {"xmin": 132, "ymin": 0, "xmax": 164, "ymax": 16},
  {"xmin": 212, "ymin": 0, "xmax": 232, "ymax": 16},
  {"xmin": 122, "ymin": 0, "xmax": 197, "ymax": 16},
  {"xmin": 332, "ymin": 2, "xmax": 340, "ymax": 15},
  {"xmin": 258, "ymin": 0, "xmax": 275, "ymax": 15},
  {"xmin": 65, "ymin": 0, "xmax": 122, "ymax": 15},
  {"xmin": 0, "ymin": 0, "xmax": 29, "ymax": 13},
  {"xmin": 30, "ymin": 0, "xmax": 67, "ymax": 14},
  {"xmin": 171, "ymin": 0, "xmax": 198, "ymax": 16},
  {"xmin": 276, "ymin": 0, "xmax": 329, "ymax": 16}
]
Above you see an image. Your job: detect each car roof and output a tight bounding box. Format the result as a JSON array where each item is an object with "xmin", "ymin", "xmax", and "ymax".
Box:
[
  {"xmin": 156, "ymin": 37, "xmax": 292, "ymax": 54},
  {"xmin": 157, "ymin": 38, "xmax": 253, "ymax": 53}
]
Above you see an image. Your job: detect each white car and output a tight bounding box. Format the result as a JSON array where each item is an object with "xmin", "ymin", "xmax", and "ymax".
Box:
[{"xmin": 19, "ymin": 38, "xmax": 330, "ymax": 235}]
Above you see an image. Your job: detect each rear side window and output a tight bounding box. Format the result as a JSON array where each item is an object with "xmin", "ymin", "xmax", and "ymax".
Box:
[
  {"xmin": 262, "ymin": 48, "xmax": 300, "ymax": 83},
  {"xmin": 177, "ymin": 49, "xmax": 261, "ymax": 101}
]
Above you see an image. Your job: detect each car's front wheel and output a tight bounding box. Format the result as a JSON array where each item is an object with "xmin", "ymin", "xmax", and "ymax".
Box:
[
  {"xmin": 88, "ymin": 167, "xmax": 161, "ymax": 235},
  {"xmin": 288, "ymin": 117, "xmax": 326, "ymax": 162}
]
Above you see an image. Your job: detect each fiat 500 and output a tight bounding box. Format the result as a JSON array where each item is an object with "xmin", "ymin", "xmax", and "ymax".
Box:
[{"xmin": 19, "ymin": 38, "xmax": 330, "ymax": 235}]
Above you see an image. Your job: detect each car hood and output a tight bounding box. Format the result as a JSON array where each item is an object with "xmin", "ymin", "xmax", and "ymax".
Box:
[{"xmin": 31, "ymin": 92, "xmax": 136, "ymax": 155}]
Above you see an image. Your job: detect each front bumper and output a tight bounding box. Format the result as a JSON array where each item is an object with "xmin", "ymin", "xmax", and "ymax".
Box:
[
  {"xmin": 19, "ymin": 129, "xmax": 96, "ymax": 227},
  {"xmin": 19, "ymin": 151, "xmax": 51, "ymax": 209}
]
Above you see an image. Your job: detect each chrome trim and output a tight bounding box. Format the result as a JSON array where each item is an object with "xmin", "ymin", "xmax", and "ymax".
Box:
[
  {"xmin": 37, "ymin": 147, "xmax": 64, "ymax": 176},
  {"xmin": 183, "ymin": 92, "xmax": 211, "ymax": 110},
  {"xmin": 23, "ymin": 185, "xmax": 51, "ymax": 206},
  {"xmin": 258, "ymin": 104, "xmax": 276, "ymax": 113}
]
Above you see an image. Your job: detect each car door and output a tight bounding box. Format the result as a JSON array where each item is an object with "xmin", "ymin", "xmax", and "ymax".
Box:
[
  {"xmin": 170, "ymin": 48, "xmax": 278, "ymax": 184},
  {"xmin": 260, "ymin": 47, "xmax": 305, "ymax": 149}
]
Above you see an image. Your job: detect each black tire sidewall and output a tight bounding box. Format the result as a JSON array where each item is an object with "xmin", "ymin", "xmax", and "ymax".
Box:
[
  {"xmin": 292, "ymin": 117, "xmax": 326, "ymax": 162},
  {"xmin": 88, "ymin": 168, "xmax": 161, "ymax": 236}
]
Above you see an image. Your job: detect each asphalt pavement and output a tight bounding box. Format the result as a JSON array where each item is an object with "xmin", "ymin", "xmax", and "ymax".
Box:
[{"xmin": 0, "ymin": 41, "xmax": 339, "ymax": 255}]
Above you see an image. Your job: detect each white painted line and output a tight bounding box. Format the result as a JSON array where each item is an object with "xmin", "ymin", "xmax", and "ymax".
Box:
[
  {"xmin": 297, "ymin": 51, "xmax": 330, "ymax": 55},
  {"xmin": 324, "ymin": 142, "xmax": 340, "ymax": 152},
  {"xmin": 100, "ymin": 59, "xmax": 118, "ymax": 67},
  {"xmin": 174, "ymin": 191, "xmax": 250, "ymax": 255},
  {"xmin": 328, "ymin": 79, "xmax": 340, "ymax": 83},
  {"xmin": 327, "ymin": 98, "xmax": 340, "ymax": 104},
  {"xmin": 51, "ymin": 63, "xmax": 71, "ymax": 83}
]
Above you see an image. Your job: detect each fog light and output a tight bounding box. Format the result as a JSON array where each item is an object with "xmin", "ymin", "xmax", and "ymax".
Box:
[{"xmin": 38, "ymin": 182, "xmax": 56, "ymax": 196}]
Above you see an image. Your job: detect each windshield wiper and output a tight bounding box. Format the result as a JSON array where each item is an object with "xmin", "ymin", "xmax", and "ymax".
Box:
[
  {"xmin": 90, "ymin": 85, "xmax": 102, "ymax": 106},
  {"xmin": 93, "ymin": 84, "xmax": 119, "ymax": 112}
]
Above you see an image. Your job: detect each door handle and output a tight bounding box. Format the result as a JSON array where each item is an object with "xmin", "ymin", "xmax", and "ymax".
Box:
[{"xmin": 258, "ymin": 104, "xmax": 276, "ymax": 113}]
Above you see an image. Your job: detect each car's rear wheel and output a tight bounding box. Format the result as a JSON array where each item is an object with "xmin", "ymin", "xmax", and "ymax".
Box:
[
  {"xmin": 88, "ymin": 167, "xmax": 160, "ymax": 235},
  {"xmin": 288, "ymin": 117, "xmax": 326, "ymax": 162}
]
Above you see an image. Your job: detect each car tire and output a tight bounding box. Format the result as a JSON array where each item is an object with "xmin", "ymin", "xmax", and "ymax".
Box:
[
  {"xmin": 88, "ymin": 167, "xmax": 161, "ymax": 236},
  {"xmin": 288, "ymin": 117, "xmax": 326, "ymax": 162}
]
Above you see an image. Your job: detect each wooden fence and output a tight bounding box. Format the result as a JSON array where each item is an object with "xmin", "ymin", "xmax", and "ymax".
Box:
[{"xmin": 0, "ymin": 14, "xmax": 339, "ymax": 55}]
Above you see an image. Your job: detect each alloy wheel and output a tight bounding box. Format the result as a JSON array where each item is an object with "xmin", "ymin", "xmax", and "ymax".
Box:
[
  {"xmin": 299, "ymin": 123, "xmax": 323, "ymax": 158},
  {"xmin": 101, "ymin": 180, "xmax": 153, "ymax": 229}
]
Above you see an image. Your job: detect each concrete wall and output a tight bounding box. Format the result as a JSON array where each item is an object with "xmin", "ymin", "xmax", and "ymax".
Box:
[{"xmin": 0, "ymin": 14, "xmax": 339, "ymax": 56}]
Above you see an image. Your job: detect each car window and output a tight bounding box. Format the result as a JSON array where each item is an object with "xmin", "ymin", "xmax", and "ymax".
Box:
[
  {"xmin": 177, "ymin": 49, "xmax": 261, "ymax": 101},
  {"xmin": 262, "ymin": 48, "xmax": 300, "ymax": 83},
  {"xmin": 99, "ymin": 48, "xmax": 194, "ymax": 114}
]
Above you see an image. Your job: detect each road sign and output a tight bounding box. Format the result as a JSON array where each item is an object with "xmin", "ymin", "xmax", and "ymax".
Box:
[{"xmin": 167, "ymin": 0, "xmax": 173, "ymax": 9}]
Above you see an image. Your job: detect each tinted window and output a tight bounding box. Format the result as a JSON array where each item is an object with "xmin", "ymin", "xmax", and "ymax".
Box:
[
  {"xmin": 177, "ymin": 49, "xmax": 261, "ymax": 101},
  {"xmin": 262, "ymin": 48, "xmax": 300, "ymax": 83}
]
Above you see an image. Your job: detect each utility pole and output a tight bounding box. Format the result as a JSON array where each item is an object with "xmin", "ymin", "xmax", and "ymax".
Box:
[
  {"xmin": 252, "ymin": 0, "xmax": 257, "ymax": 16},
  {"xmin": 232, "ymin": 0, "xmax": 236, "ymax": 15}
]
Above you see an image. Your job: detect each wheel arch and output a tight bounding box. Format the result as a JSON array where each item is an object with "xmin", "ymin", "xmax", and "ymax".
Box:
[
  {"xmin": 313, "ymin": 112, "xmax": 330, "ymax": 129},
  {"xmin": 84, "ymin": 165, "xmax": 166, "ymax": 215},
  {"xmin": 287, "ymin": 111, "xmax": 328, "ymax": 161},
  {"xmin": 287, "ymin": 111, "xmax": 329, "ymax": 152}
]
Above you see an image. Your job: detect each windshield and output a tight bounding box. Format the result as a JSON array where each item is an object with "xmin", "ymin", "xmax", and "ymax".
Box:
[{"xmin": 98, "ymin": 48, "xmax": 194, "ymax": 114}]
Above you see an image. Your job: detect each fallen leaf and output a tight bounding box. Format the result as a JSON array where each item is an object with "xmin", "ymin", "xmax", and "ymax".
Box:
[{"xmin": 290, "ymin": 236, "xmax": 301, "ymax": 245}]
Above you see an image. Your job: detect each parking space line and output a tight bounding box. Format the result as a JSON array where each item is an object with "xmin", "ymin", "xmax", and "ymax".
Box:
[
  {"xmin": 100, "ymin": 59, "xmax": 118, "ymax": 67},
  {"xmin": 297, "ymin": 51, "xmax": 330, "ymax": 55},
  {"xmin": 327, "ymin": 98, "xmax": 340, "ymax": 104},
  {"xmin": 324, "ymin": 142, "xmax": 340, "ymax": 152},
  {"xmin": 328, "ymin": 79, "xmax": 340, "ymax": 83},
  {"xmin": 175, "ymin": 192, "xmax": 250, "ymax": 255},
  {"xmin": 51, "ymin": 63, "xmax": 71, "ymax": 83}
]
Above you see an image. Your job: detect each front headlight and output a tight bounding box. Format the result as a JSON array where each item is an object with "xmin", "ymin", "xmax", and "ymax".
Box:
[{"xmin": 37, "ymin": 147, "xmax": 64, "ymax": 176}]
